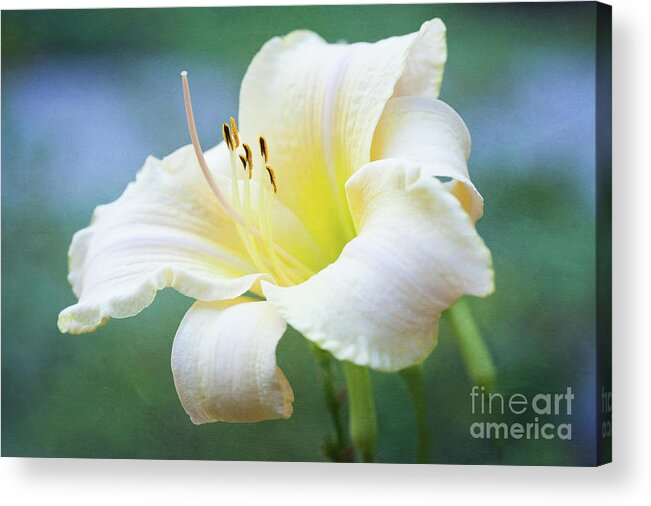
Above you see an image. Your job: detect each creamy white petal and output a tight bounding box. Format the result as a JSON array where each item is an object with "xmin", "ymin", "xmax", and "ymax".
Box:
[
  {"xmin": 58, "ymin": 145, "xmax": 266, "ymax": 334},
  {"xmin": 239, "ymin": 19, "xmax": 447, "ymax": 261},
  {"xmin": 171, "ymin": 298, "xmax": 293, "ymax": 423},
  {"xmin": 264, "ymin": 159, "xmax": 494, "ymax": 372},
  {"xmin": 393, "ymin": 18, "xmax": 447, "ymax": 99},
  {"xmin": 372, "ymin": 96, "xmax": 483, "ymax": 221}
]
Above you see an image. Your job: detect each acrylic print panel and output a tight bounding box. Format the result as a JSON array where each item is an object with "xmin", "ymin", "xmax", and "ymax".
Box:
[{"xmin": 1, "ymin": 2, "xmax": 611, "ymax": 465}]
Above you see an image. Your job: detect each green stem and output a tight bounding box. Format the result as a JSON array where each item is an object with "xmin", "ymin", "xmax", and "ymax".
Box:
[
  {"xmin": 399, "ymin": 365, "xmax": 430, "ymax": 463},
  {"xmin": 342, "ymin": 361, "xmax": 377, "ymax": 463},
  {"xmin": 311, "ymin": 346, "xmax": 346, "ymax": 452},
  {"xmin": 447, "ymin": 298, "xmax": 496, "ymax": 389}
]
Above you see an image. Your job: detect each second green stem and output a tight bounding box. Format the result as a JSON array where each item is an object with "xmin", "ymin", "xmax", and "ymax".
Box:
[
  {"xmin": 447, "ymin": 298, "xmax": 496, "ymax": 388},
  {"xmin": 400, "ymin": 365, "xmax": 430, "ymax": 463},
  {"xmin": 342, "ymin": 361, "xmax": 377, "ymax": 463}
]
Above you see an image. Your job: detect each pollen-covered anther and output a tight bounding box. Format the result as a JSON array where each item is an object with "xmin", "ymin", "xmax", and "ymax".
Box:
[
  {"xmin": 259, "ymin": 136, "xmax": 269, "ymax": 163},
  {"xmin": 265, "ymin": 165, "xmax": 278, "ymax": 193},
  {"xmin": 222, "ymin": 123, "xmax": 234, "ymax": 151},
  {"xmin": 238, "ymin": 154, "xmax": 247, "ymax": 171},
  {"xmin": 243, "ymin": 143, "xmax": 254, "ymax": 180},
  {"xmin": 229, "ymin": 117, "xmax": 241, "ymax": 148}
]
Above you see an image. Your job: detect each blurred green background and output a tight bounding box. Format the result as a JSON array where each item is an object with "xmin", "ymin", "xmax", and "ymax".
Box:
[{"xmin": 2, "ymin": 2, "xmax": 598, "ymax": 465}]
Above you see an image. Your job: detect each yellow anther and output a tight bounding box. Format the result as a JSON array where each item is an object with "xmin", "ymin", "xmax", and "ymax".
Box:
[
  {"xmin": 243, "ymin": 143, "xmax": 253, "ymax": 180},
  {"xmin": 265, "ymin": 165, "xmax": 278, "ymax": 193},
  {"xmin": 259, "ymin": 136, "xmax": 268, "ymax": 163},
  {"xmin": 222, "ymin": 123, "xmax": 233, "ymax": 151},
  {"xmin": 238, "ymin": 154, "xmax": 247, "ymax": 171},
  {"xmin": 229, "ymin": 117, "xmax": 240, "ymax": 148}
]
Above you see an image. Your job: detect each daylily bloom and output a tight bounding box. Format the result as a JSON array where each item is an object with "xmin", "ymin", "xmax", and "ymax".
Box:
[{"xmin": 58, "ymin": 18, "xmax": 494, "ymax": 424}]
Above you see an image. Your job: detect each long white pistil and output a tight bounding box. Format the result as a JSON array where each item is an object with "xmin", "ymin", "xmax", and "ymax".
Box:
[
  {"xmin": 183, "ymin": 71, "xmax": 268, "ymax": 274},
  {"xmin": 181, "ymin": 71, "xmax": 243, "ymax": 226}
]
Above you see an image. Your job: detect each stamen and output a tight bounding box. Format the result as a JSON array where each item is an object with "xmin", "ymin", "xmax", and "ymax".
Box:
[
  {"xmin": 226, "ymin": 135, "xmax": 242, "ymax": 213},
  {"xmin": 181, "ymin": 71, "xmax": 241, "ymax": 223},
  {"xmin": 243, "ymin": 143, "xmax": 253, "ymax": 180},
  {"xmin": 265, "ymin": 165, "xmax": 278, "ymax": 193},
  {"xmin": 229, "ymin": 117, "xmax": 241, "ymax": 148},
  {"xmin": 222, "ymin": 123, "xmax": 233, "ymax": 151},
  {"xmin": 181, "ymin": 71, "xmax": 316, "ymax": 284},
  {"xmin": 259, "ymin": 136, "xmax": 269, "ymax": 163},
  {"xmin": 238, "ymin": 154, "xmax": 248, "ymax": 171}
]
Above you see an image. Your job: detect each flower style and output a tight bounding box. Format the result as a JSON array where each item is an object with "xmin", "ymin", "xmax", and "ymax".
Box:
[{"xmin": 58, "ymin": 18, "xmax": 494, "ymax": 425}]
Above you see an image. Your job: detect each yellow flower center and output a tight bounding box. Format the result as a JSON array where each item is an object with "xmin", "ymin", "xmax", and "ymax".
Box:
[{"xmin": 181, "ymin": 71, "xmax": 314, "ymax": 286}]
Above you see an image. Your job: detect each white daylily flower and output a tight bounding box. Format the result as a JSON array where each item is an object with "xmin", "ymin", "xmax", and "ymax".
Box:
[{"xmin": 58, "ymin": 18, "xmax": 494, "ymax": 424}]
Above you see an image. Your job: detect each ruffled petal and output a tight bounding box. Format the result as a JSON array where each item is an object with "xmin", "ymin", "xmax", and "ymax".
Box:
[
  {"xmin": 372, "ymin": 96, "xmax": 483, "ymax": 221},
  {"xmin": 392, "ymin": 18, "xmax": 447, "ymax": 99},
  {"xmin": 171, "ymin": 298, "xmax": 293, "ymax": 423},
  {"xmin": 238, "ymin": 18, "xmax": 447, "ymax": 261},
  {"xmin": 58, "ymin": 145, "xmax": 265, "ymax": 334},
  {"xmin": 264, "ymin": 158, "xmax": 493, "ymax": 372}
]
